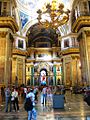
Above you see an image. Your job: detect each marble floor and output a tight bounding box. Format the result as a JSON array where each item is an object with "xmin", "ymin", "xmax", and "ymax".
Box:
[{"xmin": 0, "ymin": 91, "xmax": 90, "ymax": 120}]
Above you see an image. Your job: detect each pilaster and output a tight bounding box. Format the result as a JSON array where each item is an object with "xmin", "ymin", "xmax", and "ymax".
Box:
[
  {"xmin": 53, "ymin": 64, "xmax": 56, "ymax": 86},
  {"xmin": 31, "ymin": 65, "xmax": 34, "ymax": 86},
  {"xmin": 0, "ymin": 28, "xmax": 13, "ymax": 86},
  {"xmin": 12, "ymin": 55, "xmax": 26, "ymax": 86},
  {"xmin": 78, "ymin": 27, "xmax": 90, "ymax": 86},
  {"xmin": 0, "ymin": 17, "xmax": 18, "ymax": 87}
]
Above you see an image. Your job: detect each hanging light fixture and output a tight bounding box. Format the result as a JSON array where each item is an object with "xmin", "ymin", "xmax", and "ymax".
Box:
[{"xmin": 37, "ymin": 0, "xmax": 70, "ymax": 30}]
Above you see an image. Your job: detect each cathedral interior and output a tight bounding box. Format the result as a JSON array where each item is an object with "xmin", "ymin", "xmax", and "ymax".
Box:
[{"xmin": 0, "ymin": 0, "xmax": 90, "ymax": 88}]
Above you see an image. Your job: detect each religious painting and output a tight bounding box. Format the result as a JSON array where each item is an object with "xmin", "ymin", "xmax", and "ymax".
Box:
[
  {"xmin": 64, "ymin": 39, "xmax": 69, "ymax": 48},
  {"xmin": 40, "ymin": 70, "xmax": 46, "ymax": 85},
  {"xmin": 20, "ymin": 11, "xmax": 29, "ymax": 28},
  {"xmin": 18, "ymin": 39, "xmax": 23, "ymax": 48}
]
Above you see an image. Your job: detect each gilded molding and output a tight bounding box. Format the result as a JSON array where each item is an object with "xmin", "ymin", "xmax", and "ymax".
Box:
[
  {"xmin": 61, "ymin": 48, "xmax": 79, "ymax": 55},
  {"xmin": 0, "ymin": 17, "xmax": 18, "ymax": 33},
  {"xmin": 72, "ymin": 16, "xmax": 90, "ymax": 33},
  {"xmin": 13, "ymin": 48, "xmax": 27, "ymax": 56},
  {"xmin": 26, "ymin": 59, "xmax": 35, "ymax": 63}
]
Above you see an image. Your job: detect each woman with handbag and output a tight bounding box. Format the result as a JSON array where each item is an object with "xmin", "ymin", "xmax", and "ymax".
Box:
[{"xmin": 11, "ymin": 87, "xmax": 19, "ymax": 112}]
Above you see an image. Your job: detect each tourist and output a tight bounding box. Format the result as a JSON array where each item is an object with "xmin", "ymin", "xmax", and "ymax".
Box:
[
  {"xmin": 42, "ymin": 85, "xmax": 47, "ymax": 106},
  {"xmin": 5, "ymin": 86, "xmax": 11, "ymax": 112},
  {"xmin": 26, "ymin": 88, "xmax": 37, "ymax": 120},
  {"xmin": 11, "ymin": 87, "xmax": 19, "ymax": 112},
  {"xmin": 46, "ymin": 86, "xmax": 53, "ymax": 106}
]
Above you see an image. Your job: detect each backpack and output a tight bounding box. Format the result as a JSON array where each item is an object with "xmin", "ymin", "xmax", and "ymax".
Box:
[{"xmin": 24, "ymin": 97, "xmax": 33, "ymax": 111}]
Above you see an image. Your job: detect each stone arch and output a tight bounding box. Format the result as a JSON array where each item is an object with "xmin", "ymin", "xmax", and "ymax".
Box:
[
  {"xmin": 21, "ymin": 19, "xmax": 38, "ymax": 37},
  {"xmin": 40, "ymin": 68, "xmax": 48, "ymax": 76}
]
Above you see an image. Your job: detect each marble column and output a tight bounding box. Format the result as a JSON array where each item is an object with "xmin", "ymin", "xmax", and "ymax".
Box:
[
  {"xmin": 31, "ymin": 65, "xmax": 34, "ymax": 86},
  {"xmin": 0, "ymin": 17, "xmax": 18, "ymax": 87},
  {"xmin": 0, "ymin": 29, "xmax": 13, "ymax": 87},
  {"xmin": 53, "ymin": 65, "xmax": 56, "ymax": 86},
  {"xmin": 77, "ymin": 28, "xmax": 90, "ymax": 86}
]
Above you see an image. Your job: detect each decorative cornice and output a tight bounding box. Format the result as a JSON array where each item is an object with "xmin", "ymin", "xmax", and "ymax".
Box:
[
  {"xmin": 0, "ymin": 17, "xmax": 18, "ymax": 33},
  {"xmin": 26, "ymin": 59, "xmax": 35, "ymax": 63},
  {"xmin": 61, "ymin": 48, "xmax": 79, "ymax": 55},
  {"xmin": 12, "ymin": 48, "xmax": 27, "ymax": 56},
  {"xmin": 72, "ymin": 16, "xmax": 90, "ymax": 33},
  {"xmin": 27, "ymin": 47, "xmax": 60, "ymax": 52},
  {"xmin": 52, "ymin": 59, "xmax": 61, "ymax": 62},
  {"xmin": 61, "ymin": 32, "xmax": 77, "ymax": 39}
]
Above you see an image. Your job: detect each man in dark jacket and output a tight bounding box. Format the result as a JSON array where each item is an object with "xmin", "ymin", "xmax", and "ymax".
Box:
[{"xmin": 26, "ymin": 88, "xmax": 37, "ymax": 120}]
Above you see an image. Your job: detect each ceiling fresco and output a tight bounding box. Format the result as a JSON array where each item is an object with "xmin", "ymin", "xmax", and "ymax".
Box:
[
  {"xmin": 17, "ymin": 0, "xmax": 73, "ymax": 35},
  {"xmin": 18, "ymin": 0, "xmax": 71, "ymax": 10}
]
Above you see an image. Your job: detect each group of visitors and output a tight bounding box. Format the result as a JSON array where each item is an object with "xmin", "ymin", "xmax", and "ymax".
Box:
[
  {"xmin": 41, "ymin": 85, "xmax": 53, "ymax": 106},
  {"xmin": 1, "ymin": 84, "xmax": 90, "ymax": 120},
  {"xmin": 5, "ymin": 86, "xmax": 19, "ymax": 112},
  {"xmin": 0, "ymin": 85, "xmax": 66, "ymax": 120},
  {"xmin": 41, "ymin": 85, "xmax": 66, "ymax": 106},
  {"xmin": 1, "ymin": 86, "xmax": 38, "ymax": 120}
]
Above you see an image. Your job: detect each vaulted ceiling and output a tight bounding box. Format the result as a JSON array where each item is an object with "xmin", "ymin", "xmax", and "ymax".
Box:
[{"xmin": 16, "ymin": 0, "xmax": 74, "ymax": 40}]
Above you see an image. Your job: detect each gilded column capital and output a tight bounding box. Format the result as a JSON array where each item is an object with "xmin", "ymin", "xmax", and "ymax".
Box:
[
  {"xmin": 0, "ymin": 17, "xmax": 18, "ymax": 33},
  {"xmin": 72, "ymin": 16, "xmax": 90, "ymax": 33},
  {"xmin": 71, "ymin": 55, "xmax": 80, "ymax": 60},
  {"xmin": 84, "ymin": 30, "xmax": 90, "ymax": 36},
  {"xmin": 0, "ymin": 31, "xmax": 8, "ymax": 38},
  {"xmin": 77, "ymin": 32, "xmax": 83, "ymax": 42}
]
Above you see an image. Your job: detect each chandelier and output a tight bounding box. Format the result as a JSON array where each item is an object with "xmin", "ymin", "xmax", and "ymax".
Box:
[{"xmin": 37, "ymin": 0, "xmax": 70, "ymax": 30}]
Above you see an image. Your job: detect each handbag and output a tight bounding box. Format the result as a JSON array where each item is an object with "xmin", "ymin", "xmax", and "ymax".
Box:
[{"xmin": 11, "ymin": 96, "xmax": 15, "ymax": 101}]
